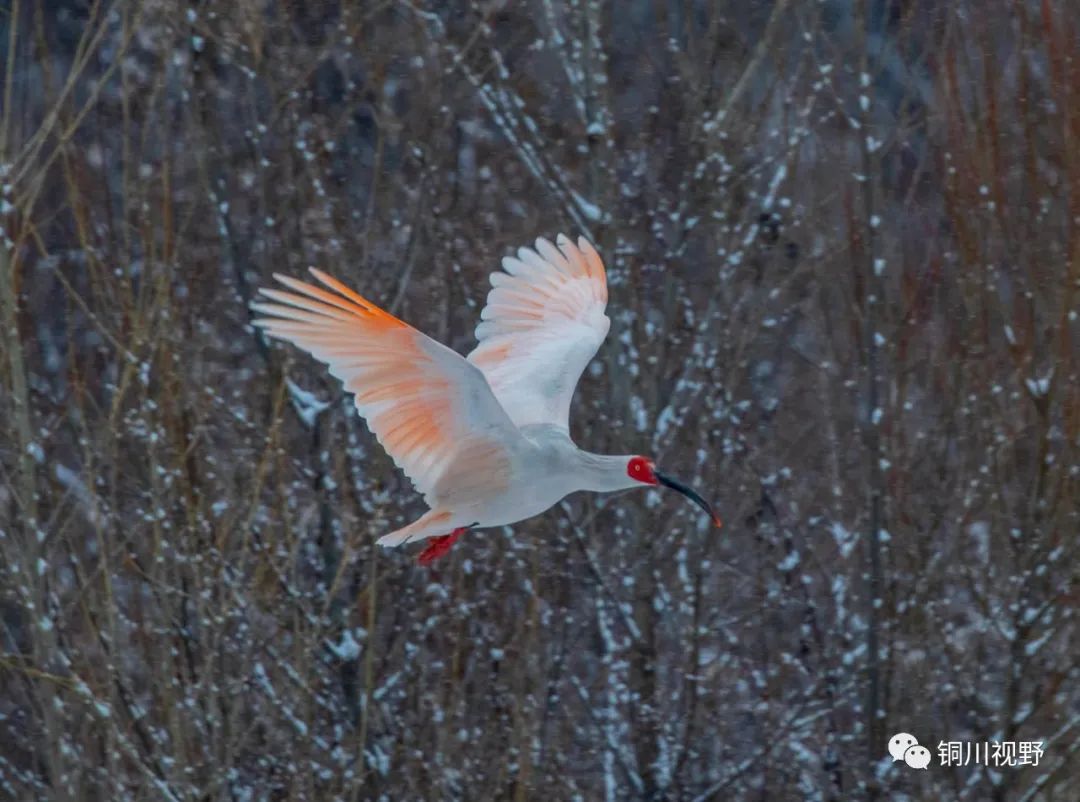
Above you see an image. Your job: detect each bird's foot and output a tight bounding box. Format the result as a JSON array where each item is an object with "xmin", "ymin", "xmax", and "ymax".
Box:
[{"xmin": 417, "ymin": 527, "xmax": 469, "ymax": 565}]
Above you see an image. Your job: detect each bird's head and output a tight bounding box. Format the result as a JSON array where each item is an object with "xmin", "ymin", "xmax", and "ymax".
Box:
[{"xmin": 626, "ymin": 456, "xmax": 723, "ymax": 528}]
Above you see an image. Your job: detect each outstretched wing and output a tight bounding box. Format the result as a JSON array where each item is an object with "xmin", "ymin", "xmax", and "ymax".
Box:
[
  {"xmin": 468, "ymin": 234, "xmax": 610, "ymax": 430},
  {"xmin": 252, "ymin": 270, "xmax": 522, "ymax": 505}
]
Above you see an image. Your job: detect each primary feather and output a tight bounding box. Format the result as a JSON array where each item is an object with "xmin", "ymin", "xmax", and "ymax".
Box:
[
  {"xmin": 468, "ymin": 234, "xmax": 609, "ymax": 430},
  {"xmin": 251, "ymin": 268, "xmax": 523, "ymax": 507}
]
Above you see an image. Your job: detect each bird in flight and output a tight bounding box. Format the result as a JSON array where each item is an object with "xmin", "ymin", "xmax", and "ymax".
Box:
[{"xmin": 252, "ymin": 235, "xmax": 721, "ymax": 564}]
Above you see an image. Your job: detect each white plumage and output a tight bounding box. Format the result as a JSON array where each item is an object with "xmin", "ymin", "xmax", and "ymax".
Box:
[{"xmin": 252, "ymin": 234, "xmax": 719, "ymax": 564}]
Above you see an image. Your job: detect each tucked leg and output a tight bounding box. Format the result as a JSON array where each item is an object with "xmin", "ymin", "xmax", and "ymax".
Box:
[{"xmin": 417, "ymin": 526, "xmax": 470, "ymax": 565}]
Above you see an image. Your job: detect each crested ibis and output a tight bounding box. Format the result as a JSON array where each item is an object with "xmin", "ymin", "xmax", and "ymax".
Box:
[{"xmin": 252, "ymin": 235, "xmax": 721, "ymax": 564}]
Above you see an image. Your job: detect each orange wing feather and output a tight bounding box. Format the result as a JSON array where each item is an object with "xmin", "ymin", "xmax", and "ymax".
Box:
[
  {"xmin": 252, "ymin": 270, "xmax": 520, "ymax": 504},
  {"xmin": 467, "ymin": 234, "xmax": 610, "ymax": 430}
]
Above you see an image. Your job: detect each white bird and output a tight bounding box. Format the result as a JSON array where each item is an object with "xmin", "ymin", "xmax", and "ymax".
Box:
[{"xmin": 252, "ymin": 234, "xmax": 721, "ymax": 564}]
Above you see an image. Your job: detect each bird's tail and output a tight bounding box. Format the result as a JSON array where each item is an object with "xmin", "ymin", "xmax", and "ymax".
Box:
[{"xmin": 377, "ymin": 508, "xmax": 458, "ymax": 547}]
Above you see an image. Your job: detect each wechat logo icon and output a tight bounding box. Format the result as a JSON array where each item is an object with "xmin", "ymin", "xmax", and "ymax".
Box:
[{"xmin": 889, "ymin": 732, "xmax": 931, "ymax": 769}]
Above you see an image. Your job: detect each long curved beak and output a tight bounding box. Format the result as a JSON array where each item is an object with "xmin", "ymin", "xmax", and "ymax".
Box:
[{"xmin": 655, "ymin": 470, "xmax": 723, "ymax": 528}]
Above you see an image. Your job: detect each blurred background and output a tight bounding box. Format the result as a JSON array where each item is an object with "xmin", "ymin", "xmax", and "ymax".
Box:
[{"xmin": 1, "ymin": 1, "xmax": 1077, "ymax": 799}]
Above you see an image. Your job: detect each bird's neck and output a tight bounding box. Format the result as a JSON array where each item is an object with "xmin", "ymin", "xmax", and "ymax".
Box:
[{"xmin": 575, "ymin": 451, "xmax": 638, "ymax": 493}]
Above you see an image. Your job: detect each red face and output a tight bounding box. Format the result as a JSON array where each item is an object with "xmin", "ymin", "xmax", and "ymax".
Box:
[
  {"xmin": 626, "ymin": 456, "xmax": 723, "ymax": 528},
  {"xmin": 627, "ymin": 456, "xmax": 659, "ymax": 485}
]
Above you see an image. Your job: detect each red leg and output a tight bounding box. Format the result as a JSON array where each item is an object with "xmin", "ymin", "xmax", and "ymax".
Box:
[{"xmin": 417, "ymin": 527, "xmax": 469, "ymax": 565}]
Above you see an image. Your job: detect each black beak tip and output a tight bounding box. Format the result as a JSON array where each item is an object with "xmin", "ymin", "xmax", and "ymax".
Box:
[{"xmin": 655, "ymin": 469, "xmax": 721, "ymax": 530}]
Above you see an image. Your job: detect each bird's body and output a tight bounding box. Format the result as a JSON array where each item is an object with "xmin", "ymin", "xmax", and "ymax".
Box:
[
  {"xmin": 418, "ymin": 424, "xmax": 636, "ymax": 531},
  {"xmin": 252, "ymin": 235, "xmax": 719, "ymax": 562}
]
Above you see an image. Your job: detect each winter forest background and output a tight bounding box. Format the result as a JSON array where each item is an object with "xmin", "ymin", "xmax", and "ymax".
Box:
[{"xmin": 1, "ymin": 1, "xmax": 1077, "ymax": 800}]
